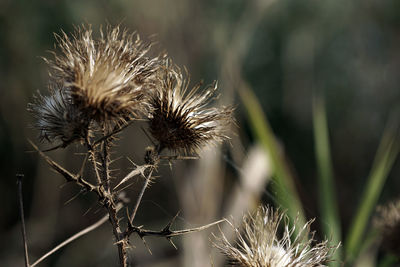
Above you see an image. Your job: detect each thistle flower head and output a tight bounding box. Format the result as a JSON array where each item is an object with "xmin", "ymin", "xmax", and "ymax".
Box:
[
  {"xmin": 374, "ymin": 200, "xmax": 400, "ymax": 256},
  {"xmin": 45, "ymin": 25, "xmax": 160, "ymax": 125},
  {"xmin": 147, "ymin": 64, "xmax": 233, "ymax": 154},
  {"xmin": 214, "ymin": 206, "xmax": 336, "ymax": 267},
  {"xmin": 28, "ymin": 84, "xmax": 89, "ymax": 146}
]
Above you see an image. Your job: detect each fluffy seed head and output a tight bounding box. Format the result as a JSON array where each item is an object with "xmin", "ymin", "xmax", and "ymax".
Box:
[
  {"xmin": 28, "ymin": 85, "xmax": 89, "ymax": 146},
  {"xmin": 374, "ymin": 200, "xmax": 400, "ymax": 256},
  {"xmin": 214, "ymin": 206, "xmax": 336, "ymax": 267},
  {"xmin": 45, "ymin": 25, "xmax": 160, "ymax": 125},
  {"xmin": 147, "ymin": 64, "xmax": 233, "ymax": 154}
]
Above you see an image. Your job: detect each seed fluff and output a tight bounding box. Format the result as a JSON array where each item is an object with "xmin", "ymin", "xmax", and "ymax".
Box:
[
  {"xmin": 374, "ymin": 199, "xmax": 400, "ymax": 256},
  {"xmin": 147, "ymin": 63, "xmax": 233, "ymax": 155},
  {"xmin": 44, "ymin": 25, "xmax": 160, "ymax": 126},
  {"xmin": 214, "ymin": 206, "xmax": 337, "ymax": 267},
  {"xmin": 28, "ymin": 84, "xmax": 89, "ymax": 146}
]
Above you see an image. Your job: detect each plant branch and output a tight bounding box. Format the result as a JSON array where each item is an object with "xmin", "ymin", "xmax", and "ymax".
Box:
[
  {"xmin": 17, "ymin": 174, "xmax": 30, "ymax": 267},
  {"xmin": 101, "ymin": 138, "xmax": 111, "ymax": 193},
  {"xmin": 93, "ymin": 120, "xmax": 136, "ymax": 147},
  {"xmin": 129, "ymin": 219, "xmax": 226, "ymax": 238},
  {"xmin": 29, "ymin": 140, "xmax": 98, "ymax": 193},
  {"xmin": 30, "ymin": 214, "xmax": 109, "ymax": 267},
  {"xmin": 92, "ymin": 130, "xmax": 129, "ymax": 267},
  {"xmin": 129, "ymin": 168, "xmax": 154, "ymax": 225},
  {"xmin": 86, "ymin": 135, "xmax": 103, "ymax": 186},
  {"xmin": 104, "ymin": 202, "xmax": 128, "ymax": 267},
  {"xmin": 126, "ymin": 214, "xmax": 226, "ymax": 253},
  {"xmin": 30, "ymin": 139, "xmax": 128, "ymax": 266},
  {"xmin": 41, "ymin": 143, "xmax": 64, "ymax": 152}
]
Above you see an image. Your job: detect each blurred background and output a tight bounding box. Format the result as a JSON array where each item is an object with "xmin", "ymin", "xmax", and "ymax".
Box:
[{"xmin": 0, "ymin": 0, "xmax": 399, "ymax": 266}]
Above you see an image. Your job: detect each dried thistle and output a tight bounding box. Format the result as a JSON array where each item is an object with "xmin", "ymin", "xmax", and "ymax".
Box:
[
  {"xmin": 28, "ymin": 24, "xmax": 235, "ymax": 267},
  {"xmin": 147, "ymin": 64, "xmax": 233, "ymax": 154},
  {"xmin": 45, "ymin": 25, "xmax": 160, "ymax": 126},
  {"xmin": 214, "ymin": 206, "xmax": 337, "ymax": 267},
  {"xmin": 374, "ymin": 200, "xmax": 400, "ymax": 256},
  {"xmin": 28, "ymin": 85, "xmax": 88, "ymax": 146}
]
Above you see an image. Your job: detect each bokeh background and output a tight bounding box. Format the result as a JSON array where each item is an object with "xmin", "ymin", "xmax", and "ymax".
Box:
[{"xmin": 1, "ymin": 0, "xmax": 399, "ymax": 266}]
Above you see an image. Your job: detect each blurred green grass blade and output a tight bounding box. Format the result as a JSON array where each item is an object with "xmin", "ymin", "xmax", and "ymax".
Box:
[
  {"xmin": 345, "ymin": 126, "xmax": 400, "ymax": 262},
  {"xmin": 312, "ymin": 96, "xmax": 342, "ymax": 266},
  {"xmin": 239, "ymin": 84, "xmax": 306, "ymax": 227}
]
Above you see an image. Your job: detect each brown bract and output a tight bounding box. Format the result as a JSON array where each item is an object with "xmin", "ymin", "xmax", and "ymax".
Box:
[
  {"xmin": 45, "ymin": 25, "xmax": 160, "ymax": 126},
  {"xmin": 147, "ymin": 64, "xmax": 233, "ymax": 155},
  {"xmin": 214, "ymin": 206, "xmax": 336, "ymax": 267},
  {"xmin": 28, "ymin": 85, "xmax": 89, "ymax": 146},
  {"xmin": 374, "ymin": 200, "xmax": 400, "ymax": 256}
]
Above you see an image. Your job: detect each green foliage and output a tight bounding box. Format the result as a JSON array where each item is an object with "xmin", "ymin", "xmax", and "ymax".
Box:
[
  {"xmin": 345, "ymin": 125, "xmax": 399, "ymax": 262},
  {"xmin": 242, "ymin": 85, "xmax": 399, "ymax": 266},
  {"xmin": 240, "ymin": 84, "xmax": 306, "ymax": 229},
  {"xmin": 312, "ymin": 95, "xmax": 342, "ymax": 266}
]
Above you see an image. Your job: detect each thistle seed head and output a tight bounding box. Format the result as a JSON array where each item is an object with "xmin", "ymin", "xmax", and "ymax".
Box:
[
  {"xmin": 45, "ymin": 25, "xmax": 160, "ymax": 125},
  {"xmin": 28, "ymin": 85, "xmax": 89, "ymax": 146},
  {"xmin": 214, "ymin": 206, "xmax": 337, "ymax": 267},
  {"xmin": 374, "ymin": 200, "xmax": 400, "ymax": 256},
  {"xmin": 147, "ymin": 64, "xmax": 233, "ymax": 154}
]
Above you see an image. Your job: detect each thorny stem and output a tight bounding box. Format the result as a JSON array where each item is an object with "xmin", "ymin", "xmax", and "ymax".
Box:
[
  {"xmin": 126, "ymin": 218, "xmax": 226, "ymax": 239},
  {"xmin": 31, "ymin": 139, "xmax": 128, "ymax": 267},
  {"xmin": 101, "ymin": 131, "xmax": 111, "ymax": 193},
  {"xmin": 86, "ymin": 135, "xmax": 103, "ymax": 186},
  {"xmin": 94, "ymin": 131, "xmax": 128, "ymax": 267},
  {"xmin": 129, "ymin": 145, "xmax": 161, "ymax": 225},
  {"xmin": 129, "ymin": 168, "xmax": 154, "ymax": 225},
  {"xmin": 93, "ymin": 120, "xmax": 136, "ymax": 147},
  {"xmin": 29, "ymin": 140, "xmax": 98, "ymax": 192},
  {"xmin": 105, "ymin": 201, "xmax": 128, "ymax": 267},
  {"xmin": 17, "ymin": 174, "xmax": 30, "ymax": 267},
  {"xmin": 83, "ymin": 130, "xmax": 128, "ymax": 267},
  {"xmin": 31, "ymin": 136, "xmax": 225, "ymax": 267},
  {"xmin": 126, "ymin": 218, "xmax": 226, "ymax": 254}
]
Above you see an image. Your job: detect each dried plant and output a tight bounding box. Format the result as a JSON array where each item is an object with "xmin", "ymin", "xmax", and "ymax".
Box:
[
  {"xmin": 213, "ymin": 206, "xmax": 337, "ymax": 267},
  {"xmin": 26, "ymin": 25, "xmax": 233, "ymax": 267},
  {"xmin": 44, "ymin": 25, "xmax": 160, "ymax": 128},
  {"xmin": 374, "ymin": 199, "xmax": 400, "ymax": 257},
  {"xmin": 28, "ymin": 85, "xmax": 89, "ymax": 146},
  {"xmin": 148, "ymin": 63, "xmax": 233, "ymax": 154}
]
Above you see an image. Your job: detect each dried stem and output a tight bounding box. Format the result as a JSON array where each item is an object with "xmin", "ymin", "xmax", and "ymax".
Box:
[
  {"xmin": 101, "ymin": 133, "xmax": 111, "ymax": 193},
  {"xmin": 86, "ymin": 135, "xmax": 103, "ymax": 186},
  {"xmin": 105, "ymin": 202, "xmax": 128, "ymax": 267},
  {"xmin": 30, "ymin": 128, "xmax": 229, "ymax": 267},
  {"xmin": 93, "ymin": 120, "xmax": 136, "ymax": 147},
  {"xmin": 92, "ymin": 132, "xmax": 128, "ymax": 267},
  {"xmin": 30, "ymin": 214, "xmax": 109, "ymax": 267},
  {"xmin": 28, "ymin": 25, "xmax": 235, "ymax": 267},
  {"xmin": 129, "ymin": 168, "xmax": 154, "ymax": 225},
  {"xmin": 41, "ymin": 143, "xmax": 64, "ymax": 152},
  {"xmin": 129, "ymin": 145, "xmax": 162, "ymax": 225},
  {"xmin": 17, "ymin": 174, "xmax": 30, "ymax": 267},
  {"xmin": 29, "ymin": 140, "xmax": 98, "ymax": 193},
  {"xmin": 126, "ymin": 214, "xmax": 226, "ymax": 254},
  {"xmin": 30, "ymin": 139, "xmax": 128, "ymax": 267},
  {"xmin": 127, "ymin": 218, "xmax": 226, "ymax": 239}
]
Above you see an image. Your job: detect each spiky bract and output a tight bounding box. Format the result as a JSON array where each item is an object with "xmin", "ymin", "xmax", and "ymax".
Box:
[
  {"xmin": 45, "ymin": 25, "xmax": 160, "ymax": 126},
  {"xmin": 30, "ymin": 25, "xmax": 234, "ymax": 152},
  {"xmin": 28, "ymin": 85, "xmax": 88, "ymax": 146},
  {"xmin": 214, "ymin": 206, "xmax": 336, "ymax": 267},
  {"xmin": 374, "ymin": 200, "xmax": 400, "ymax": 256},
  {"xmin": 148, "ymin": 65, "xmax": 233, "ymax": 154}
]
